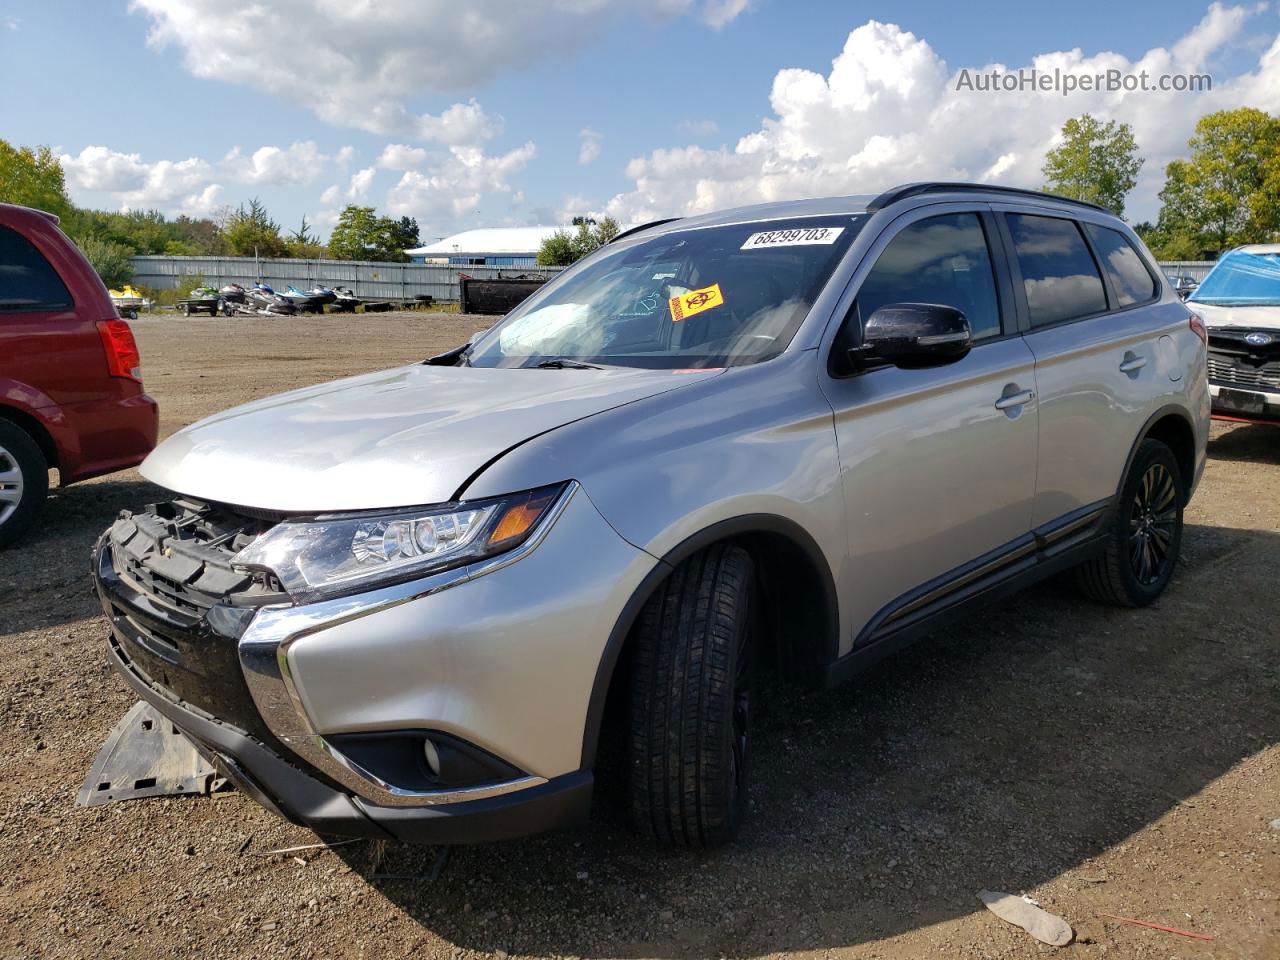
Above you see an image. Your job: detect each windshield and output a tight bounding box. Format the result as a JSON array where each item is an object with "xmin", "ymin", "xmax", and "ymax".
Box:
[
  {"xmin": 467, "ymin": 216, "xmax": 864, "ymax": 369},
  {"xmin": 1188, "ymin": 251, "xmax": 1280, "ymax": 306}
]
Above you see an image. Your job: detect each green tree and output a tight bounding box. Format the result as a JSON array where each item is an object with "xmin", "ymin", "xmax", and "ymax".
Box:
[
  {"xmin": 536, "ymin": 230, "xmax": 578, "ymax": 266},
  {"xmin": 74, "ymin": 235, "xmax": 134, "ymax": 288},
  {"xmin": 223, "ymin": 198, "xmax": 287, "ymax": 258},
  {"xmin": 284, "ymin": 216, "xmax": 326, "ymax": 258},
  {"xmin": 327, "ymin": 205, "xmax": 410, "ymax": 262},
  {"xmin": 1153, "ymin": 108, "xmax": 1280, "ymax": 257},
  {"xmin": 1042, "ymin": 115, "xmax": 1143, "ymax": 217},
  {"xmin": 389, "ymin": 215, "xmax": 420, "ymax": 254},
  {"xmin": 0, "ymin": 140, "xmax": 72, "ymax": 217},
  {"xmin": 536, "ymin": 216, "xmax": 621, "ymax": 266}
]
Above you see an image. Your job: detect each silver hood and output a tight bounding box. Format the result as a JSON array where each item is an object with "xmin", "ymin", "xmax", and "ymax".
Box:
[
  {"xmin": 141, "ymin": 363, "xmax": 719, "ymax": 512},
  {"xmin": 1191, "ymin": 301, "xmax": 1280, "ymax": 331}
]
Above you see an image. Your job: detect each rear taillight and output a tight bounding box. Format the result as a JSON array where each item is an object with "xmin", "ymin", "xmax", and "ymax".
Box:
[
  {"xmin": 96, "ymin": 319, "xmax": 142, "ymax": 381},
  {"xmin": 1188, "ymin": 312, "xmax": 1207, "ymax": 345}
]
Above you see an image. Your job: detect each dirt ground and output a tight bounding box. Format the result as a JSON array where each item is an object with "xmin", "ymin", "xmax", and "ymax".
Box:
[{"xmin": 1, "ymin": 312, "xmax": 1277, "ymax": 960}]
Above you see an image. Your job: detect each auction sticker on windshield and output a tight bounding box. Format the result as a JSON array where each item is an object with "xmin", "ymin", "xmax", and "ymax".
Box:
[
  {"xmin": 670, "ymin": 283, "xmax": 724, "ymax": 323},
  {"xmin": 741, "ymin": 226, "xmax": 844, "ymax": 250}
]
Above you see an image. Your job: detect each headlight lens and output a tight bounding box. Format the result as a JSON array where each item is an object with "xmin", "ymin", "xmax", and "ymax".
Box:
[{"xmin": 233, "ymin": 483, "xmax": 568, "ymax": 601}]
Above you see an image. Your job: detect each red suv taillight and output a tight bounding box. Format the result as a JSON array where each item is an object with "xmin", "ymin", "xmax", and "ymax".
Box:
[
  {"xmin": 96, "ymin": 319, "xmax": 143, "ymax": 381},
  {"xmin": 1188, "ymin": 312, "xmax": 1207, "ymax": 345}
]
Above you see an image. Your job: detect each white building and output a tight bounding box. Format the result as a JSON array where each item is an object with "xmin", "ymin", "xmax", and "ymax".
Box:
[{"xmin": 405, "ymin": 226, "xmax": 569, "ymax": 268}]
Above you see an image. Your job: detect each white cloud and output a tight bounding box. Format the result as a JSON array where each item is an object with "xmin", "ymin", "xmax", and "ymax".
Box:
[
  {"xmin": 59, "ymin": 145, "xmax": 222, "ymax": 213},
  {"xmin": 605, "ymin": 4, "xmax": 1280, "ymax": 225},
  {"xmin": 347, "ymin": 166, "xmax": 376, "ymax": 199},
  {"xmin": 386, "ymin": 142, "xmax": 537, "ymax": 226},
  {"xmin": 334, "ymin": 145, "xmax": 355, "ymax": 169},
  {"xmin": 700, "ymin": 0, "xmax": 750, "ymax": 29},
  {"xmin": 222, "ymin": 140, "xmax": 327, "ymax": 185},
  {"xmin": 2, "ymin": 15, "xmax": 19, "ymax": 30},
  {"xmin": 59, "ymin": 141, "xmax": 331, "ymax": 214},
  {"xmin": 578, "ymin": 128, "xmax": 603, "ymax": 165},
  {"xmin": 129, "ymin": 1, "xmax": 740, "ymax": 143},
  {"xmin": 376, "ymin": 144, "xmax": 432, "ymax": 171}
]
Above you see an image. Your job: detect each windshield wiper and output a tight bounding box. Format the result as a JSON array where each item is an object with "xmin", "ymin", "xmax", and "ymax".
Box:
[{"xmin": 534, "ymin": 358, "xmax": 602, "ymax": 369}]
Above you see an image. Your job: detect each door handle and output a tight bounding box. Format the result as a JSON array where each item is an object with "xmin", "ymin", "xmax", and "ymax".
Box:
[
  {"xmin": 1119, "ymin": 353, "xmax": 1147, "ymax": 374},
  {"xmin": 994, "ymin": 389, "xmax": 1035, "ymax": 410}
]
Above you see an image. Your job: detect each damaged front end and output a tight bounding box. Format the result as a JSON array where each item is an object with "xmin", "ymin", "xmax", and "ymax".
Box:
[{"xmin": 86, "ymin": 493, "xmax": 594, "ymax": 843}]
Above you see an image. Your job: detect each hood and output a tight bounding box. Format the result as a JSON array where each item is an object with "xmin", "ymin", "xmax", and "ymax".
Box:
[
  {"xmin": 1191, "ymin": 301, "xmax": 1280, "ymax": 331},
  {"xmin": 141, "ymin": 363, "xmax": 719, "ymax": 512}
]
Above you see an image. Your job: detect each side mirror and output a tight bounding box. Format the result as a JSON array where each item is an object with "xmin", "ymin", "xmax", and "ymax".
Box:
[{"xmin": 859, "ymin": 302, "xmax": 972, "ymax": 369}]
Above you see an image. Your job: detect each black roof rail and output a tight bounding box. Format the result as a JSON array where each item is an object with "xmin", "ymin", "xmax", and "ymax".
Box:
[
  {"xmin": 867, "ymin": 182, "xmax": 1111, "ymax": 214},
  {"xmin": 609, "ymin": 217, "xmax": 684, "ymax": 243}
]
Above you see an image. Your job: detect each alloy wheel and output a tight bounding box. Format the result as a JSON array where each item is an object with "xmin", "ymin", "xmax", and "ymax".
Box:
[
  {"xmin": 1129, "ymin": 462, "xmax": 1177, "ymax": 585},
  {"xmin": 0, "ymin": 444, "xmax": 24, "ymax": 525}
]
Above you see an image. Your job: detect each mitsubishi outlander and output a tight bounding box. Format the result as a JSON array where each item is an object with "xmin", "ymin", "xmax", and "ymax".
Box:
[{"xmin": 92, "ymin": 183, "xmax": 1209, "ymax": 848}]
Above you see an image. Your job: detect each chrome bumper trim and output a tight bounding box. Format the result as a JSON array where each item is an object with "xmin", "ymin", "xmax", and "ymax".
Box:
[{"xmin": 237, "ymin": 482, "xmax": 577, "ymax": 807}]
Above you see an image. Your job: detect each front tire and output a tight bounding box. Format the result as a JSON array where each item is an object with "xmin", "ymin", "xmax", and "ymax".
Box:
[
  {"xmin": 626, "ymin": 543, "xmax": 756, "ymax": 848},
  {"xmin": 0, "ymin": 421, "xmax": 49, "ymax": 549},
  {"xmin": 1076, "ymin": 438, "xmax": 1184, "ymax": 607}
]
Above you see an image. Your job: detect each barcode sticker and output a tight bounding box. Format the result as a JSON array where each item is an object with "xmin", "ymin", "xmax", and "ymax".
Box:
[{"xmin": 741, "ymin": 227, "xmax": 844, "ymax": 250}]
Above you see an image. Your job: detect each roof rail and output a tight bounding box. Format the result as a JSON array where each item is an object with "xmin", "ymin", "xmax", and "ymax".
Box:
[
  {"xmin": 867, "ymin": 182, "xmax": 1110, "ymax": 214},
  {"xmin": 609, "ymin": 217, "xmax": 684, "ymax": 244}
]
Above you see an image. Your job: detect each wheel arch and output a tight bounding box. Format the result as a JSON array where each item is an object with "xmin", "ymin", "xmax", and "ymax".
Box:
[
  {"xmin": 0, "ymin": 401, "xmax": 59, "ymax": 474},
  {"xmin": 580, "ymin": 513, "xmax": 840, "ymax": 768},
  {"xmin": 1124, "ymin": 405, "xmax": 1197, "ymax": 504}
]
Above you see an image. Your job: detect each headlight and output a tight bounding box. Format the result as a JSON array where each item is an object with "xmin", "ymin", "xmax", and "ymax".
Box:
[{"xmin": 233, "ymin": 483, "xmax": 569, "ymax": 601}]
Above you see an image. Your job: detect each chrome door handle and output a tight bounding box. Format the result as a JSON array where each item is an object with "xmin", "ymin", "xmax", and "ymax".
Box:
[
  {"xmin": 1119, "ymin": 354, "xmax": 1147, "ymax": 373},
  {"xmin": 994, "ymin": 390, "xmax": 1035, "ymax": 410}
]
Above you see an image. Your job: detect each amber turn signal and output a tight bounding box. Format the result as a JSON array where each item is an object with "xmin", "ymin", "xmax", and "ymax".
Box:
[{"xmin": 488, "ymin": 491, "xmax": 557, "ymax": 545}]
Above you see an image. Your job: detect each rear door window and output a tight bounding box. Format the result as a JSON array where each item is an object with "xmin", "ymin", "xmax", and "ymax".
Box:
[
  {"xmin": 1006, "ymin": 214, "xmax": 1107, "ymax": 327},
  {"xmin": 0, "ymin": 224, "xmax": 73, "ymax": 313},
  {"xmin": 1083, "ymin": 223, "xmax": 1158, "ymax": 306}
]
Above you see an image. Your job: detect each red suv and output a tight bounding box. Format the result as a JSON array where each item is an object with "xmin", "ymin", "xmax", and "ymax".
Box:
[{"xmin": 0, "ymin": 203, "xmax": 158, "ymax": 547}]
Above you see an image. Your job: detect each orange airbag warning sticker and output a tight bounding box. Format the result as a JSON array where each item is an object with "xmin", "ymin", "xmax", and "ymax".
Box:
[{"xmin": 669, "ymin": 283, "xmax": 724, "ymax": 323}]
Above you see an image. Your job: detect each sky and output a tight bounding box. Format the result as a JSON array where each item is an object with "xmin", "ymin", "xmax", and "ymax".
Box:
[{"xmin": 2, "ymin": 0, "xmax": 1277, "ymax": 242}]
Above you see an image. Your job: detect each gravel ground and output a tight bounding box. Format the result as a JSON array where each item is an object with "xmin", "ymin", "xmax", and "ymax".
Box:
[{"xmin": 1, "ymin": 312, "xmax": 1277, "ymax": 959}]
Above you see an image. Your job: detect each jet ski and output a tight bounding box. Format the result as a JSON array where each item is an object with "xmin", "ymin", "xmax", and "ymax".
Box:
[
  {"xmin": 304, "ymin": 284, "xmax": 338, "ymax": 307},
  {"xmin": 331, "ymin": 285, "xmax": 360, "ymax": 312},
  {"xmin": 280, "ymin": 285, "xmax": 324, "ymax": 313},
  {"xmin": 109, "ymin": 285, "xmax": 145, "ymax": 319},
  {"xmin": 178, "ymin": 285, "xmax": 222, "ymax": 316},
  {"xmin": 219, "ymin": 282, "xmax": 247, "ymax": 304},
  {"xmin": 247, "ymin": 283, "xmax": 295, "ymax": 316}
]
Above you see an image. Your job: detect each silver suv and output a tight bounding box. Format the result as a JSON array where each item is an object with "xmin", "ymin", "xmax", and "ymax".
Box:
[{"xmin": 92, "ymin": 183, "xmax": 1209, "ymax": 848}]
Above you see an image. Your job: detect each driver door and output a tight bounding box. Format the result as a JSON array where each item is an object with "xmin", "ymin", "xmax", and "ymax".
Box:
[{"xmin": 818, "ymin": 205, "xmax": 1039, "ymax": 650}]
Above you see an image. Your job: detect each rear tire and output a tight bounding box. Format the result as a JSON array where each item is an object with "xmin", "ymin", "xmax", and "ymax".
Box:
[
  {"xmin": 626, "ymin": 543, "xmax": 756, "ymax": 848},
  {"xmin": 0, "ymin": 421, "xmax": 49, "ymax": 549},
  {"xmin": 1076, "ymin": 438, "xmax": 1184, "ymax": 607}
]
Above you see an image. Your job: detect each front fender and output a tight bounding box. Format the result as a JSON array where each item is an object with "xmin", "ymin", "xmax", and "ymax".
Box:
[{"xmin": 462, "ymin": 351, "xmax": 852, "ymax": 641}]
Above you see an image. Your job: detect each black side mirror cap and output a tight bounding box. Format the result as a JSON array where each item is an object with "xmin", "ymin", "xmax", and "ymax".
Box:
[{"xmin": 857, "ymin": 302, "xmax": 972, "ymax": 369}]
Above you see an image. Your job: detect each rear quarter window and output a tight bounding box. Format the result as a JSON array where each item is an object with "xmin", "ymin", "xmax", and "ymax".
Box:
[
  {"xmin": 1084, "ymin": 223, "xmax": 1158, "ymax": 306},
  {"xmin": 0, "ymin": 224, "xmax": 74, "ymax": 313},
  {"xmin": 1006, "ymin": 214, "xmax": 1107, "ymax": 327}
]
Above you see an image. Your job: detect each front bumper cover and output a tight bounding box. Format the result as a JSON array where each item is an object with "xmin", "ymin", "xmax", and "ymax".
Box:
[
  {"xmin": 91, "ymin": 483, "xmax": 596, "ymax": 842},
  {"xmin": 107, "ymin": 633, "xmax": 592, "ymax": 842}
]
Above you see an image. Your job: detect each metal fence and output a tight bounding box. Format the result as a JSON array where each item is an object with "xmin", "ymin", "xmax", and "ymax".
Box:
[
  {"xmin": 129, "ymin": 254, "xmax": 1217, "ymax": 304},
  {"xmin": 1158, "ymin": 260, "xmax": 1216, "ymax": 282},
  {"xmin": 128, "ymin": 255, "xmax": 564, "ymax": 303}
]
